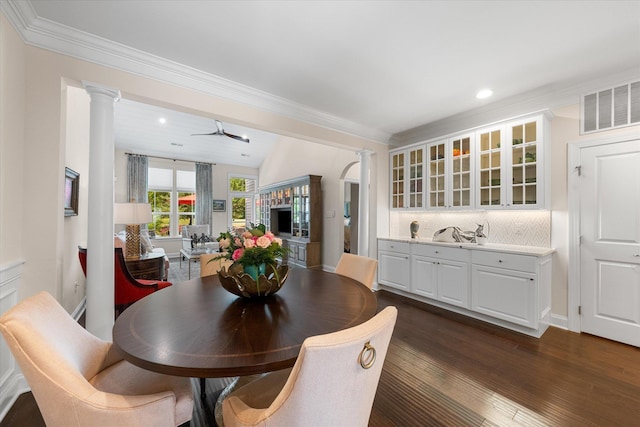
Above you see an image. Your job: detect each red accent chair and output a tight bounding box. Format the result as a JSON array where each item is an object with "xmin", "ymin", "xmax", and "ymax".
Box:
[
  {"xmin": 114, "ymin": 247, "xmax": 172, "ymax": 318},
  {"xmin": 79, "ymin": 247, "xmax": 172, "ymax": 318},
  {"xmin": 78, "ymin": 246, "xmax": 87, "ymax": 277}
]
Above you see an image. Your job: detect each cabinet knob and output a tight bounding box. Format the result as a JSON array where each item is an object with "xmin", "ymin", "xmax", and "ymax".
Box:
[
  {"xmin": 634, "ymin": 254, "xmax": 640, "ymax": 257},
  {"xmin": 435, "ymin": 250, "xmax": 439, "ymax": 254},
  {"xmin": 529, "ymin": 278, "xmax": 534, "ymax": 281},
  {"xmin": 498, "ymin": 259, "xmax": 503, "ymax": 263}
]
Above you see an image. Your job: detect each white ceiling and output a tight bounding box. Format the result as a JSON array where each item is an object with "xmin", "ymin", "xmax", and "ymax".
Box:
[{"xmin": 9, "ymin": 1, "xmax": 640, "ymax": 166}]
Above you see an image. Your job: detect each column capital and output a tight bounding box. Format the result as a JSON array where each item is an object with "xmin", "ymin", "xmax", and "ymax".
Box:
[
  {"xmin": 82, "ymin": 80, "xmax": 121, "ymax": 101},
  {"xmin": 356, "ymin": 149, "xmax": 374, "ymax": 158}
]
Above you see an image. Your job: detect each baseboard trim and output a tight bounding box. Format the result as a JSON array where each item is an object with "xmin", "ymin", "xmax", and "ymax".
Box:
[
  {"xmin": 0, "ymin": 374, "xmax": 29, "ymax": 422},
  {"xmin": 550, "ymin": 313, "xmax": 568, "ymax": 330}
]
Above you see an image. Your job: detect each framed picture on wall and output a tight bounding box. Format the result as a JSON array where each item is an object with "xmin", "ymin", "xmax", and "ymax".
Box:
[
  {"xmin": 212, "ymin": 199, "xmax": 226, "ymax": 212},
  {"xmin": 64, "ymin": 167, "xmax": 79, "ymax": 217}
]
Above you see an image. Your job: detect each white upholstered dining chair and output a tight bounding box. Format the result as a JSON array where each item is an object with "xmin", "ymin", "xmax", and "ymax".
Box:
[
  {"xmin": 222, "ymin": 306, "xmax": 397, "ymax": 427},
  {"xmin": 335, "ymin": 252, "xmax": 378, "ymax": 289},
  {"xmin": 0, "ymin": 292, "xmax": 193, "ymax": 427}
]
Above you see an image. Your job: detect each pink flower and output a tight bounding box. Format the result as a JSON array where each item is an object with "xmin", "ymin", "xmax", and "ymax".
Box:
[
  {"xmin": 265, "ymin": 231, "xmax": 275, "ymax": 241},
  {"xmin": 242, "ymin": 231, "xmax": 253, "ymax": 239},
  {"xmin": 234, "ymin": 237, "xmax": 242, "ymax": 247},
  {"xmin": 232, "ymin": 248, "xmax": 244, "ymax": 261},
  {"xmin": 256, "ymin": 236, "xmax": 271, "ymax": 249},
  {"xmin": 219, "ymin": 238, "xmax": 231, "ymax": 249},
  {"xmin": 244, "ymin": 238, "xmax": 256, "ymax": 249},
  {"xmin": 274, "ymin": 237, "xmax": 283, "ymax": 246}
]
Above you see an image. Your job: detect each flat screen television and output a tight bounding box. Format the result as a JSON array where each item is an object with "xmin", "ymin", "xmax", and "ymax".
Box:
[{"xmin": 271, "ymin": 208, "xmax": 292, "ymax": 236}]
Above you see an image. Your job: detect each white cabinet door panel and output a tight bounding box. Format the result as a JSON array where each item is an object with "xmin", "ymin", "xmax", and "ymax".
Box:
[
  {"xmin": 472, "ymin": 265, "xmax": 536, "ymax": 328},
  {"xmin": 411, "ymin": 255, "xmax": 437, "ymax": 298},
  {"xmin": 437, "ymin": 260, "xmax": 469, "ymax": 308},
  {"xmin": 379, "ymin": 251, "xmax": 410, "ymax": 291}
]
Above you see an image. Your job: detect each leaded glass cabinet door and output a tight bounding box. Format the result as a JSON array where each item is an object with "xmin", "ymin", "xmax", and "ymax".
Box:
[
  {"xmin": 292, "ymin": 185, "xmax": 301, "ymax": 237},
  {"xmin": 428, "ymin": 141, "xmax": 447, "ymax": 208},
  {"xmin": 391, "ymin": 152, "xmax": 405, "ymax": 208},
  {"xmin": 300, "ymin": 183, "xmax": 310, "ymax": 238},
  {"xmin": 451, "ymin": 135, "xmax": 473, "ymax": 208},
  {"xmin": 477, "ymin": 127, "xmax": 503, "ymax": 208},
  {"xmin": 509, "ymin": 117, "xmax": 541, "ymax": 206},
  {"xmin": 408, "ymin": 147, "xmax": 425, "ymax": 208}
]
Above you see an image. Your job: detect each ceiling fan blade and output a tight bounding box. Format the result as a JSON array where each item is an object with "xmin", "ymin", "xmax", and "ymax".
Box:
[{"xmin": 224, "ymin": 132, "xmax": 250, "ymax": 143}]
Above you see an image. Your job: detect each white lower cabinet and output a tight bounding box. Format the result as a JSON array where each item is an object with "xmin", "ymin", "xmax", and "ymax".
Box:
[
  {"xmin": 411, "ymin": 244, "xmax": 469, "ymax": 308},
  {"xmin": 378, "ymin": 240, "xmax": 411, "ymax": 291},
  {"xmin": 378, "ymin": 239, "xmax": 553, "ymax": 337},
  {"xmin": 471, "ymin": 250, "xmax": 551, "ymax": 330}
]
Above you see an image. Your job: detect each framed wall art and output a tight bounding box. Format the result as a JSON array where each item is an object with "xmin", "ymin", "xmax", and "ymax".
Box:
[
  {"xmin": 64, "ymin": 167, "xmax": 79, "ymax": 217},
  {"xmin": 212, "ymin": 199, "xmax": 226, "ymax": 212}
]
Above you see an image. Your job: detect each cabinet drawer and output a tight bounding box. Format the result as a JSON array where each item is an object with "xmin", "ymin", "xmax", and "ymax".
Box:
[
  {"xmin": 413, "ymin": 244, "xmax": 469, "ymax": 262},
  {"xmin": 378, "ymin": 240, "xmax": 410, "ymax": 253},
  {"xmin": 472, "ymin": 251, "xmax": 537, "ymax": 273}
]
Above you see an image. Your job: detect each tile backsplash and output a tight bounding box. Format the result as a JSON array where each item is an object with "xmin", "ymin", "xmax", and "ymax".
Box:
[{"xmin": 391, "ymin": 210, "xmax": 550, "ymax": 247}]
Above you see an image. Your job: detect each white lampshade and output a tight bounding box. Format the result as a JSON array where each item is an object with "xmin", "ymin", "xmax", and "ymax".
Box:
[{"xmin": 114, "ymin": 203, "xmax": 152, "ymax": 225}]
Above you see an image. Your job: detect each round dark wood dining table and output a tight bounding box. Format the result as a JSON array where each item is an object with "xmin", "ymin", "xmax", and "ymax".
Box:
[{"xmin": 112, "ymin": 267, "xmax": 378, "ymax": 378}]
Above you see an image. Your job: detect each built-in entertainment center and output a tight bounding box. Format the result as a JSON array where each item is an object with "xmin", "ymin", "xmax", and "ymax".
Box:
[{"xmin": 258, "ymin": 175, "xmax": 322, "ymax": 268}]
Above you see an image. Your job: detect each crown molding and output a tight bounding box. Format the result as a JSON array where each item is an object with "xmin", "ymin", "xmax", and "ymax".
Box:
[
  {"xmin": 1, "ymin": 0, "xmax": 391, "ymax": 145},
  {"xmin": 391, "ymin": 67, "xmax": 640, "ymax": 145}
]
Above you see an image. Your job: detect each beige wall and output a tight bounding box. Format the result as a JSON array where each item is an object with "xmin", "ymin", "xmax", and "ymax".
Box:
[{"xmin": 0, "ymin": 14, "xmax": 26, "ymax": 272}]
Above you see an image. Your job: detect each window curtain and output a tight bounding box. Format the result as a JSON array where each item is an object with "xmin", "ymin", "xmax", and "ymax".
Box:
[
  {"xmin": 127, "ymin": 154, "xmax": 148, "ymax": 203},
  {"xmin": 195, "ymin": 162, "xmax": 212, "ymax": 226}
]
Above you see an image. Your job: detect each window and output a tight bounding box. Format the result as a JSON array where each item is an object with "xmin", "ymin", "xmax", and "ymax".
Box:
[
  {"xmin": 148, "ymin": 165, "xmax": 196, "ymax": 237},
  {"xmin": 229, "ymin": 175, "xmax": 257, "ymax": 231}
]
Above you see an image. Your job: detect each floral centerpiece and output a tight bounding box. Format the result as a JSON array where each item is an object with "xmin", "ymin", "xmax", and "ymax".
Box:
[{"xmin": 210, "ymin": 223, "xmax": 289, "ymax": 298}]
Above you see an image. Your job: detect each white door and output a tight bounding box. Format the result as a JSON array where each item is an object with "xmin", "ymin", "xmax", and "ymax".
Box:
[{"xmin": 580, "ymin": 139, "xmax": 640, "ymax": 347}]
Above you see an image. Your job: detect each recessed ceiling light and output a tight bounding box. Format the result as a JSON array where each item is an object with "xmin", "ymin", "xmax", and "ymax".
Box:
[
  {"xmin": 170, "ymin": 142, "xmax": 183, "ymax": 147},
  {"xmin": 241, "ymin": 153, "xmax": 250, "ymax": 157},
  {"xmin": 476, "ymin": 89, "xmax": 493, "ymax": 99},
  {"xmin": 158, "ymin": 117, "xmax": 167, "ymax": 124}
]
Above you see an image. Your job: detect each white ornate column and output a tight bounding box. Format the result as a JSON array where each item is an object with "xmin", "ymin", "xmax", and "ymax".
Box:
[
  {"xmin": 357, "ymin": 150, "xmax": 373, "ymax": 257},
  {"xmin": 83, "ymin": 81, "xmax": 120, "ymax": 341}
]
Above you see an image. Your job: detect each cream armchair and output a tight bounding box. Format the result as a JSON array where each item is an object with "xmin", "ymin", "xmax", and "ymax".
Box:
[
  {"xmin": 222, "ymin": 306, "xmax": 397, "ymax": 426},
  {"xmin": 0, "ymin": 292, "xmax": 193, "ymax": 427}
]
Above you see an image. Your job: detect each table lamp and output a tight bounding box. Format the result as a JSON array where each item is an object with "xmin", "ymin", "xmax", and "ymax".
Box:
[{"xmin": 114, "ymin": 203, "xmax": 152, "ymax": 259}]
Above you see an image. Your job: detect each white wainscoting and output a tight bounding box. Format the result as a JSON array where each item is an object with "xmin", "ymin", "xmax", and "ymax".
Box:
[{"xmin": 0, "ymin": 260, "xmax": 27, "ymax": 422}]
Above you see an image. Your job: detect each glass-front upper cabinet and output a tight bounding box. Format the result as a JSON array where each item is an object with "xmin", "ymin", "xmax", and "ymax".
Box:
[
  {"xmin": 477, "ymin": 126, "xmax": 503, "ymax": 208},
  {"xmin": 427, "ymin": 134, "xmax": 473, "ymax": 209},
  {"xmin": 508, "ymin": 117, "xmax": 542, "ymax": 206},
  {"xmin": 477, "ymin": 115, "xmax": 546, "ymax": 209},
  {"xmin": 390, "ymin": 147, "xmax": 425, "ymax": 209}
]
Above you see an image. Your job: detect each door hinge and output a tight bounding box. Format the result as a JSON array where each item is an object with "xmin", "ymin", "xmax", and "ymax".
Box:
[
  {"xmin": 575, "ymin": 165, "xmax": 582, "ymax": 176},
  {"xmin": 578, "ymin": 305, "xmax": 582, "ymax": 315}
]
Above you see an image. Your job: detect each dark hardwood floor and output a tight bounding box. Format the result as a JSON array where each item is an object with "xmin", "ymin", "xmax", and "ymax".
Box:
[{"xmin": 2, "ymin": 289, "xmax": 639, "ymax": 426}]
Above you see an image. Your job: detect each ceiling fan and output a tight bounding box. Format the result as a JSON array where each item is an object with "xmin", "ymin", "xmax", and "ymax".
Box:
[{"xmin": 191, "ymin": 120, "xmax": 250, "ymax": 143}]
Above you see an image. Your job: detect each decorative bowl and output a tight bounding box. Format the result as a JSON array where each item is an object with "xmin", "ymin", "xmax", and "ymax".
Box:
[{"xmin": 218, "ymin": 263, "xmax": 289, "ymax": 298}]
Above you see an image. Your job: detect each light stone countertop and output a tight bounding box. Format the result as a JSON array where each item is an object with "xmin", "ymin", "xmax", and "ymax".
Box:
[{"xmin": 378, "ymin": 237, "xmax": 555, "ymax": 257}]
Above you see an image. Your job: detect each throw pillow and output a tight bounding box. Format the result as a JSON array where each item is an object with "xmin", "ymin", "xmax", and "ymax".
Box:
[{"xmin": 140, "ymin": 229, "xmax": 154, "ymax": 253}]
